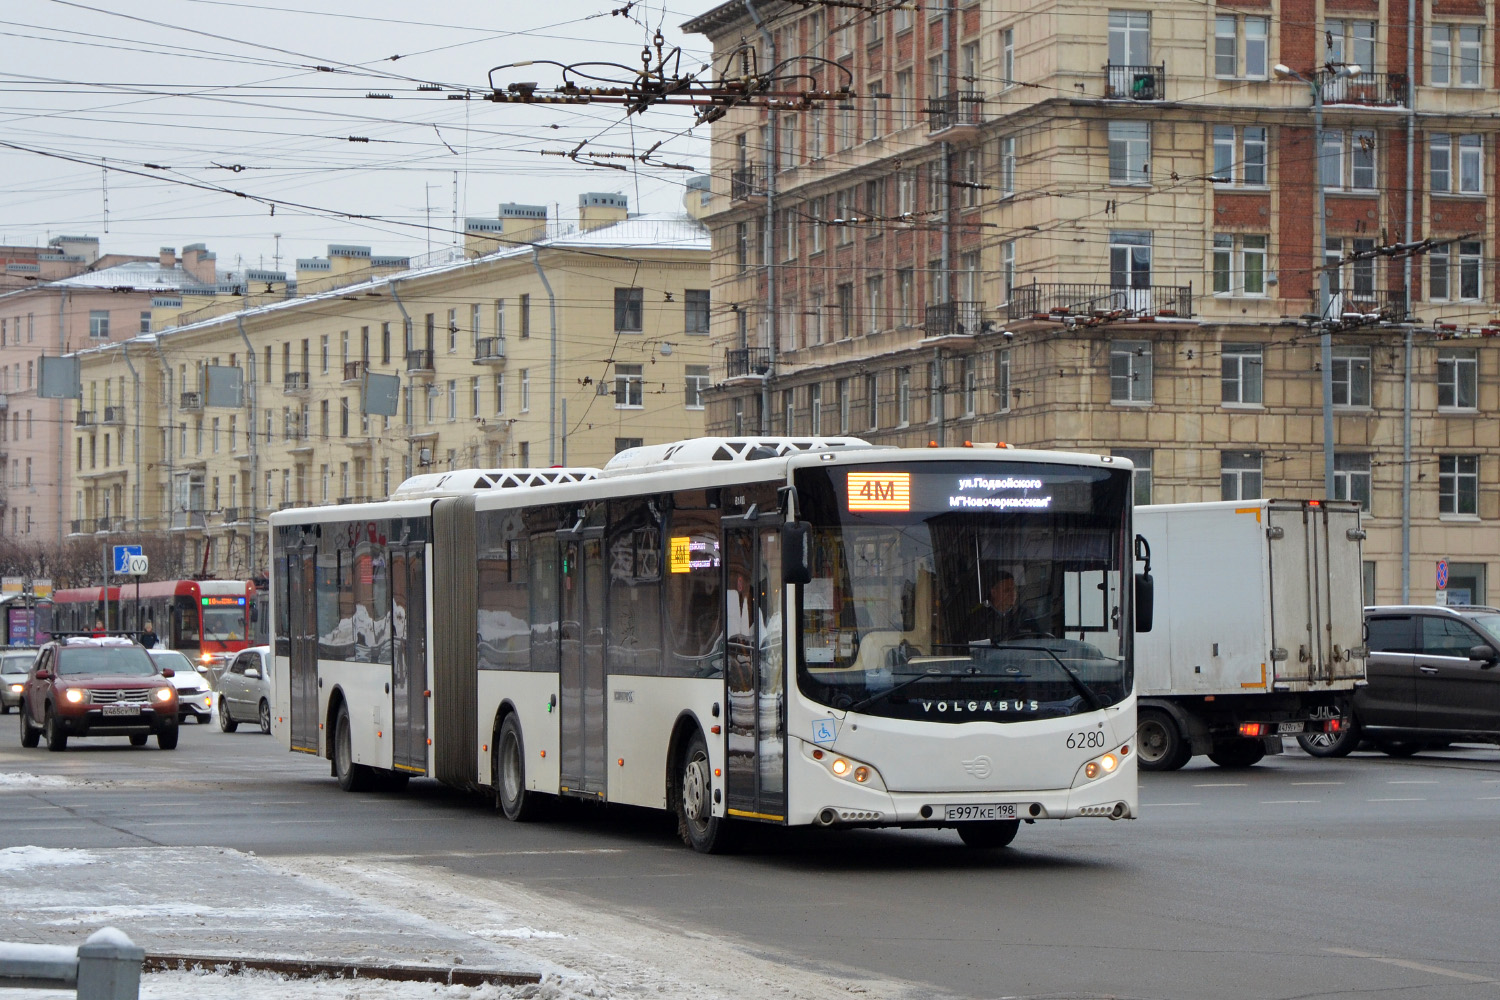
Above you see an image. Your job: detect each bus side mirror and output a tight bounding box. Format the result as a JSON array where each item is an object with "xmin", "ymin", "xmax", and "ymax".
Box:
[
  {"xmin": 782, "ymin": 521, "xmax": 812, "ymax": 585},
  {"xmin": 1134, "ymin": 573, "xmax": 1154, "ymax": 634}
]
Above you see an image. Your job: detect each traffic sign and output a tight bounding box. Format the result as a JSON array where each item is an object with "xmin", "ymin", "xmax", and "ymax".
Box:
[
  {"xmin": 126, "ymin": 555, "xmax": 149, "ymax": 577},
  {"xmin": 112, "ymin": 545, "xmax": 143, "ymax": 574},
  {"xmin": 1436, "ymin": 559, "xmax": 1449, "ymax": 590}
]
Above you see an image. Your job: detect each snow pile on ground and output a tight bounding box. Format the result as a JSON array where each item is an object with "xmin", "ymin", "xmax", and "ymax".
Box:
[
  {"xmin": 2, "ymin": 967, "xmax": 593, "ymax": 1000},
  {"xmin": 0, "ymin": 772, "xmax": 85, "ymax": 790},
  {"xmin": 0, "ymin": 846, "xmax": 96, "ymax": 872}
]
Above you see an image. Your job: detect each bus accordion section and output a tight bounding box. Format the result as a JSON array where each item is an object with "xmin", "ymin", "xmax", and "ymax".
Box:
[{"xmin": 269, "ymin": 439, "xmax": 1142, "ymax": 851}]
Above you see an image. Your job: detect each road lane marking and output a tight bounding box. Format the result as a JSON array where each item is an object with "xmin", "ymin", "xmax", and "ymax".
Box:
[
  {"xmin": 1292, "ymin": 781, "xmax": 1343, "ymax": 786},
  {"xmin": 1193, "ymin": 782, "xmax": 1247, "ymax": 787},
  {"xmin": 1365, "ymin": 797, "xmax": 1425, "ymax": 802},
  {"xmin": 1477, "ymin": 796, "xmax": 1500, "ymax": 801},
  {"xmin": 1388, "ymin": 780, "xmax": 1439, "ymax": 784},
  {"xmin": 1325, "ymin": 947, "xmax": 1498, "ymax": 984},
  {"xmin": 1142, "ymin": 802, "xmax": 1200, "ymax": 807},
  {"xmin": 1260, "ymin": 800, "xmax": 1317, "ymax": 804}
]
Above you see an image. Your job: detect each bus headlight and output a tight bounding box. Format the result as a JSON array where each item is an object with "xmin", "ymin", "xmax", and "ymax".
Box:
[
  {"xmin": 1076, "ymin": 742, "xmax": 1130, "ymax": 784},
  {"xmin": 805, "ymin": 744, "xmax": 885, "ymax": 790},
  {"xmin": 65, "ymin": 688, "xmax": 84, "ymax": 704}
]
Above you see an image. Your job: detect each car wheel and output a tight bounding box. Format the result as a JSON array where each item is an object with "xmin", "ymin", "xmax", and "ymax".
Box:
[
  {"xmin": 1207, "ymin": 738, "xmax": 1266, "ymax": 768},
  {"xmin": 333, "ymin": 703, "xmax": 373, "ymax": 792},
  {"xmin": 957, "ymin": 820, "xmax": 1021, "ymax": 849},
  {"xmin": 157, "ymin": 725, "xmax": 179, "ymax": 750},
  {"xmin": 676, "ymin": 730, "xmax": 731, "ymax": 853},
  {"xmin": 495, "ymin": 714, "xmax": 543, "ymax": 822},
  {"xmin": 43, "ymin": 706, "xmax": 67, "ymax": 752},
  {"xmin": 258, "ymin": 699, "xmax": 272, "ymax": 735},
  {"xmin": 1297, "ymin": 716, "xmax": 1360, "ymax": 758},
  {"xmin": 19, "ymin": 702, "xmax": 40, "ymax": 748},
  {"xmin": 1136, "ymin": 708, "xmax": 1192, "ymax": 772},
  {"xmin": 218, "ymin": 697, "xmax": 238, "ymax": 733},
  {"xmin": 1377, "ymin": 739, "xmax": 1425, "ymax": 758},
  {"xmin": 129, "ymin": 734, "xmax": 148, "ymax": 747}
]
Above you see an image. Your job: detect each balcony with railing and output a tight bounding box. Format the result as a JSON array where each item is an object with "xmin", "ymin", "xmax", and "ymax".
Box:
[
  {"xmin": 96, "ymin": 516, "xmax": 123, "ymax": 533},
  {"xmin": 74, "ymin": 410, "xmax": 96, "ymax": 428},
  {"xmin": 1326, "ymin": 288, "xmax": 1409, "ymax": 322},
  {"xmin": 926, "ymin": 91, "xmax": 985, "ymax": 137},
  {"xmin": 923, "ymin": 301, "xmax": 992, "ymax": 339},
  {"xmin": 342, "ymin": 360, "xmax": 368, "ymax": 384},
  {"xmin": 1319, "ymin": 70, "xmax": 1407, "ymax": 108},
  {"xmin": 473, "ymin": 337, "xmax": 507, "ymax": 365},
  {"xmin": 730, "ymin": 165, "xmax": 766, "ymax": 203},
  {"xmin": 221, "ymin": 506, "xmax": 241, "ymax": 524},
  {"xmin": 179, "ymin": 391, "xmax": 203, "ymax": 411},
  {"xmin": 171, "ymin": 509, "xmax": 208, "ymax": 530},
  {"xmin": 405, "ymin": 348, "xmax": 435, "ymax": 374},
  {"xmin": 283, "ymin": 371, "xmax": 310, "ymax": 394},
  {"xmin": 724, "ymin": 347, "xmax": 772, "ymax": 379},
  {"xmin": 1007, "ymin": 282, "xmax": 1194, "ymax": 321},
  {"xmin": 1104, "ymin": 64, "xmax": 1166, "ymax": 101},
  {"xmin": 101, "ymin": 406, "xmax": 125, "ymax": 425}
]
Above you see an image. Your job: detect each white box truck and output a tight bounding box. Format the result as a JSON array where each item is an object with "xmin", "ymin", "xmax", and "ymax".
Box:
[{"xmin": 1132, "ymin": 499, "xmax": 1366, "ymax": 770}]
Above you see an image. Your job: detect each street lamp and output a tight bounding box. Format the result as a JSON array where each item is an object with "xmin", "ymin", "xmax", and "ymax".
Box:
[{"xmin": 1274, "ymin": 61, "xmax": 1361, "ymax": 498}]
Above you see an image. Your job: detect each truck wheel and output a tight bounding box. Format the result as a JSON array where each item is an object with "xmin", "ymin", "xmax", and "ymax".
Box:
[
  {"xmin": 957, "ymin": 820, "xmax": 1020, "ymax": 849},
  {"xmin": 1208, "ymin": 739, "xmax": 1265, "ymax": 768},
  {"xmin": 1137, "ymin": 709, "xmax": 1191, "ymax": 772},
  {"xmin": 1297, "ymin": 717, "xmax": 1360, "ymax": 758}
]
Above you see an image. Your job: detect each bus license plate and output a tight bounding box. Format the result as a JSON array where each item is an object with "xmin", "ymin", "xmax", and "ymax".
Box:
[
  {"xmin": 1276, "ymin": 721, "xmax": 1304, "ymax": 734},
  {"xmin": 945, "ymin": 803, "xmax": 1017, "ymax": 822},
  {"xmin": 102, "ymin": 704, "xmax": 139, "ymax": 717}
]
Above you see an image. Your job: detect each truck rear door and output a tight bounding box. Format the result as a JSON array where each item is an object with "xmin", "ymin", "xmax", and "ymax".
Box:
[{"xmin": 1267, "ymin": 502, "xmax": 1363, "ymax": 687}]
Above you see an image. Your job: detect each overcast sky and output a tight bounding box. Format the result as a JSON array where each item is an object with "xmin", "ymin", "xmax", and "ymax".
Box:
[{"xmin": 1, "ymin": 0, "xmax": 718, "ymax": 272}]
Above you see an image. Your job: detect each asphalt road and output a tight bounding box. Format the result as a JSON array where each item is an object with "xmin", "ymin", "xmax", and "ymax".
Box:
[{"xmin": 3, "ymin": 719, "xmax": 1498, "ymax": 1000}]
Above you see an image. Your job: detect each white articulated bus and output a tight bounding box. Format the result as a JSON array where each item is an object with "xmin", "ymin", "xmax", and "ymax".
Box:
[{"xmin": 270, "ymin": 438, "xmax": 1147, "ymax": 852}]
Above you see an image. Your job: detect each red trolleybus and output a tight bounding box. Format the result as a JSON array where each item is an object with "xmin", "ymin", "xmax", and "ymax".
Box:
[{"xmin": 52, "ymin": 579, "xmax": 257, "ymax": 667}]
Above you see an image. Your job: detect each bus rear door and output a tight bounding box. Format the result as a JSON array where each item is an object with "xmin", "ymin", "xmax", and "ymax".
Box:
[
  {"xmin": 390, "ymin": 541, "xmax": 429, "ymax": 774},
  {"xmin": 287, "ymin": 545, "xmax": 320, "ymax": 753},
  {"xmin": 558, "ymin": 508, "xmax": 607, "ymax": 798}
]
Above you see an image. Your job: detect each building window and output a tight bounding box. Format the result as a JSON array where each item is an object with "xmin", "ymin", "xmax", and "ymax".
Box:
[
  {"xmin": 894, "ymin": 70, "xmax": 914, "ymax": 128},
  {"xmin": 684, "ymin": 289, "xmax": 710, "ymax": 334},
  {"xmin": 614, "ymin": 364, "xmax": 643, "ymax": 408},
  {"xmin": 1212, "ymin": 234, "xmax": 1268, "ymax": 296},
  {"xmin": 1333, "ymin": 453, "xmax": 1372, "ymax": 511},
  {"xmin": 139, "ymin": 311, "xmax": 151, "ymax": 334},
  {"xmin": 896, "ymin": 170, "xmax": 916, "ymax": 215},
  {"xmin": 994, "ymin": 349, "xmax": 1011, "ymax": 412},
  {"xmin": 494, "ymin": 373, "xmax": 505, "ymax": 415},
  {"xmin": 684, "ymin": 365, "xmax": 709, "ymax": 409},
  {"xmin": 89, "ymin": 311, "xmax": 109, "ymax": 339},
  {"xmin": 520, "ymin": 369, "xmax": 530, "ymax": 412},
  {"xmin": 1437, "ymin": 348, "xmax": 1478, "ymax": 410},
  {"xmin": 614, "ymin": 438, "xmax": 642, "ymax": 455},
  {"xmin": 809, "ymin": 198, "xmax": 825, "ymax": 253},
  {"xmin": 1110, "ymin": 340, "xmax": 1152, "ymax": 403},
  {"xmin": 614, "ymin": 287, "xmax": 643, "ymax": 332},
  {"xmin": 1107, "ymin": 11, "xmax": 1150, "ymax": 68},
  {"xmin": 319, "ymin": 334, "xmax": 329, "ymax": 372},
  {"xmin": 447, "ymin": 380, "xmax": 457, "ymax": 421},
  {"xmin": 1000, "ymin": 242, "xmax": 1015, "ymax": 304},
  {"xmin": 1322, "ymin": 129, "xmax": 1376, "ymax": 191},
  {"xmin": 866, "ymin": 373, "xmax": 879, "ymax": 430},
  {"xmin": 1221, "ymin": 344, "xmax": 1264, "ymax": 404},
  {"xmin": 896, "ymin": 368, "xmax": 911, "ymax": 426},
  {"xmin": 809, "ymin": 383, "xmax": 823, "ymax": 435},
  {"xmin": 1430, "ymin": 134, "xmax": 1484, "ymax": 194},
  {"xmin": 1325, "ymin": 20, "xmax": 1376, "ymax": 74},
  {"xmin": 837, "ymin": 283, "xmax": 855, "ymax": 340},
  {"xmin": 1211, "ymin": 126, "xmax": 1267, "ymax": 186},
  {"xmin": 961, "ymin": 356, "xmax": 977, "ymax": 418},
  {"xmin": 1000, "ymin": 137, "xmax": 1015, "ymax": 197},
  {"xmin": 1001, "ymin": 28, "xmax": 1014, "ymax": 88},
  {"xmin": 1221, "ymin": 451, "xmax": 1262, "ymax": 501},
  {"xmin": 783, "ymin": 389, "xmax": 795, "ymax": 434},
  {"xmin": 1438, "ymin": 454, "xmax": 1479, "ymax": 515},
  {"xmin": 1215, "ymin": 16, "xmax": 1268, "ymax": 78},
  {"xmin": 1114, "ymin": 449, "xmax": 1152, "ymax": 504},
  {"xmin": 1431, "ymin": 25, "xmax": 1483, "ymax": 87},
  {"xmin": 1110, "ymin": 231, "xmax": 1153, "ymax": 294},
  {"xmin": 1331, "ymin": 347, "xmax": 1371, "ymax": 407},
  {"xmin": 1430, "ymin": 240, "xmax": 1483, "ymax": 301},
  {"xmin": 1108, "ymin": 121, "xmax": 1150, "ymax": 184},
  {"xmin": 865, "ymin": 276, "xmax": 883, "ymax": 334},
  {"xmin": 896, "ymin": 269, "xmax": 914, "ymax": 325}
]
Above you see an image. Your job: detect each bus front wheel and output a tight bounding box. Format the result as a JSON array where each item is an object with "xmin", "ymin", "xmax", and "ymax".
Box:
[
  {"xmin": 495, "ymin": 714, "xmax": 543, "ymax": 822},
  {"xmin": 676, "ymin": 731, "xmax": 731, "ymax": 854},
  {"xmin": 957, "ymin": 820, "xmax": 1020, "ymax": 849}
]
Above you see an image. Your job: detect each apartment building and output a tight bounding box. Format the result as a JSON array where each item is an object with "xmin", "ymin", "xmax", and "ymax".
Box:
[
  {"xmin": 67, "ymin": 195, "xmax": 712, "ymax": 578},
  {"xmin": 684, "ymin": 0, "xmax": 1500, "ymax": 604}
]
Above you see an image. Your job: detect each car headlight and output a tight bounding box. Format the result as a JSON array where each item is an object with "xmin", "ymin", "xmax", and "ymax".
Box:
[
  {"xmin": 8, "ymin": 683, "xmax": 21, "ymax": 693},
  {"xmin": 155, "ymin": 687, "xmax": 174, "ymax": 703},
  {"xmin": 65, "ymin": 688, "xmax": 84, "ymax": 704}
]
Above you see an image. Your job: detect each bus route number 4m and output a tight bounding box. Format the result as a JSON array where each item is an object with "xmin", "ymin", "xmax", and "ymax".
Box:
[{"xmin": 848, "ymin": 472, "xmax": 911, "ymax": 513}]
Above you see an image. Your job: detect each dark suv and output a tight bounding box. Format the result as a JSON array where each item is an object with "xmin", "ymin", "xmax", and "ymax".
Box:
[
  {"xmin": 18, "ymin": 636, "xmax": 180, "ymax": 751},
  {"xmin": 1300, "ymin": 605, "xmax": 1500, "ymax": 757}
]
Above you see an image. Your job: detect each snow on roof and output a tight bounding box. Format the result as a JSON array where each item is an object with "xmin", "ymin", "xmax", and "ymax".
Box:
[{"xmin": 48, "ymin": 259, "xmax": 214, "ymax": 293}]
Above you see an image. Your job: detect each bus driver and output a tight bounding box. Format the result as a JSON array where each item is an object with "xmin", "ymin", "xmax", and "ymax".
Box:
[{"xmin": 965, "ymin": 570, "xmax": 1027, "ymax": 644}]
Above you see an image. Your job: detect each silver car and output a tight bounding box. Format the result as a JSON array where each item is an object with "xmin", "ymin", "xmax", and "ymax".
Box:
[
  {"xmin": 218, "ymin": 646, "xmax": 272, "ymax": 735},
  {"xmin": 1, "ymin": 648, "xmax": 38, "ymax": 713}
]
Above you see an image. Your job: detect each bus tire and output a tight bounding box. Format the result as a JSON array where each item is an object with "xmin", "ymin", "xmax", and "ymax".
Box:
[
  {"xmin": 1136, "ymin": 708, "xmax": 1191, "ymax": 772},
  {"xmin": 19, "ymin": 702, "xmax": 40, "ymax": 748},
  {"xmin": 333, "ymin": 703, "xmax": 373, "ymax": 792},
  {"xmin": 957, "ymin": 820, "xmax": 1020, "ymax": 849},
  {"xmin": 219, "ymin": 698, "xmax": 238, "ymax": 733},
  {"xmin": 495, "ymin": 714, "xmax": 542, "ymax": 822},
  {"xmin": 1207, "ymin": 738, "xmax": 1265, "ymax": 768},
  {"xmin": 676, "ymin": 730, "xmax": 731, "ymax": 853}
]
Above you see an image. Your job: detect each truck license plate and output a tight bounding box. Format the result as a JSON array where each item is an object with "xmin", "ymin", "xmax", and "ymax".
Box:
[
  {"xmin": 1276, "ymin": 721, "xmax": 1304, "ymax": 734},
  {"xmin": 102, "ymin": 704, "xmax": 139, "ymax": 717},
  {"xmin": 945, "ymin": 803, "xmax": 1017, "ymax": 822}
]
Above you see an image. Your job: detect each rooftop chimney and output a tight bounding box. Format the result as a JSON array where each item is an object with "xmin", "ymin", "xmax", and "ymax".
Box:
[
  {"xmin": 578, "ymin": 192, "xmax": 628, "ymax": 232},
  {"xmin": 498, "ymin": 204, "xmax": 548, "ymax": 244},
  {"xmin": 180, "ymin": 243, "xmax": 217, "ymax": 285},
  {"xmin": 159, "ymin": 247, "xmax": 177, "ymax": 269}
]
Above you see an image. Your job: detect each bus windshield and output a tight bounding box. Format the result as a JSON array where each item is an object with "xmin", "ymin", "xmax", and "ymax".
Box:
[{"xmin": 794, "ymin": 461, "xmax": 1133, "ymax": 724}]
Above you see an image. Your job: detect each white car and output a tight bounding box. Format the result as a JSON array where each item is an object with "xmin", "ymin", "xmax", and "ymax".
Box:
[
  {"xmin": 218, "ymin": 646, "xmax": 273, "ymax": 735},
  {"xmin": 148, "ymin": 648, "xmax": 215, "ymax": 724}
]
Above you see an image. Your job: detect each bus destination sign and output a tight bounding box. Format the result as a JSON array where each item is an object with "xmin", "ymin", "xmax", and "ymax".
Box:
[
  {"xmin": 202, "ymin": 596, "xmax": 247, "ymax": 607},
  {"xmin": 846, "ymin": 468, "xmax": 1094, "ymax": 514}
]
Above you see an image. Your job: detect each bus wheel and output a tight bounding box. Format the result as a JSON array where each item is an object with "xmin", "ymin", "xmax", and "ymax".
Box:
[
  {"xmin": 676, "ymin": 731, "xmax": 730, "ymax": 853},
  {"xmin": 957, "ymin": 820, "xmax": 1020, "ymax": 849},
  {"xmin": 495, "ymin": 714, "xmax": 542, "ymax": 822},
  {"xmin": 334, "ymin": 704, "xmax": 373, "ymax": 792},
  {"xmin": 1137, "ymin": 709, "xmax": 1191, "ymax": 772}
]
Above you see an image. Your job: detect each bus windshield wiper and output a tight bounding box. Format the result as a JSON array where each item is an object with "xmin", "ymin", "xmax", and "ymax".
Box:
[
  {"xmin": 845, "ymin": 668, "xmax": 958, "ymax": 715},
  {"xmin": 994, "ymin": 644, "xmax": 1102, "ymax": 712}
]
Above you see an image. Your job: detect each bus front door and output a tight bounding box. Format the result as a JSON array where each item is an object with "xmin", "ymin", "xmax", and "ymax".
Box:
[
  {"xmin": 558, "ymin": 527, "xmax": 607, "ymax": 798},
  {"xmin": 287, "ymin": 546, "xmax": 320, "ymax": 754},
  {"xmin": 390, "ymin": 543, "xmax": 429, "ymax": 774},
  {"xmin": 724, "ymin": 523, "xmax": 787, "ymax": 822}
]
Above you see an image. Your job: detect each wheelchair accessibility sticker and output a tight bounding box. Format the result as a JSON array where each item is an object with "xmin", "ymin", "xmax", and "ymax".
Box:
[{"xmin": 812, "ymin": 718, "xmax": 837, "ymax": 745}]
